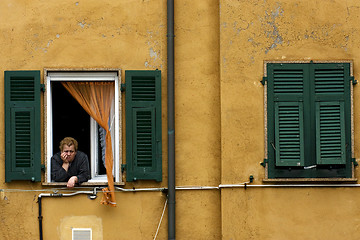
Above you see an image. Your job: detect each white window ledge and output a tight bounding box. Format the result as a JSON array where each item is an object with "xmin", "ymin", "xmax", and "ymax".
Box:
[{"xmin": 42, "ymin": 181, "xmax": 124, "ymax": 186}]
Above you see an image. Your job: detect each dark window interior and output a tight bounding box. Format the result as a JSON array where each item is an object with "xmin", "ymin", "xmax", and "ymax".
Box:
[
  {"xmin": 51, "ymin": 82, "xmax": 90, "ymax": 158},
  {"xmin": 51, "ymin": 81, "xmax": 106, "ymax": 176}
]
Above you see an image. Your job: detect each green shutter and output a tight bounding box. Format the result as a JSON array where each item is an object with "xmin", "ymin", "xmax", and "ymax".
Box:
[
  {"xmin": 267, "ymin": 62, "xmax": 352, "ymax": 178},
  {"xmin": 268, "ymin": 64, "xmax": 306, "ymax": 167},
  {"xmin": 275, "ymin": 102, "xmax": 305, "ymax": 166},
  {"xmin": 316, "ymin": 102, "xmax": 346, "ymax": 164},
  {"xmin": 125, "ymin": 70, "xmax": 162, "ymax": 181},
  {"xmin": 312, "ymin": 63, "xmax": 349, "ymax": 165},
  {"xmin": 5, "ymin": 71, "xmax": 41, "ymax": 182}
]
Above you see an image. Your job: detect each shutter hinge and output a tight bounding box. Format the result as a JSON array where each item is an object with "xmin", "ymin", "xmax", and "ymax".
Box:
[
  {"xmin": 352, "ymin": 158, "xmax": 358, "ymax": 167},
  {"xmin": 121, "ymin": 83, "xmax": 126, "ymax": 92},
  {"xmin": 41, "ymin": 164, "xmax": 45, "ymax": 171},
  {"xmin": 260, "ymin": 159, "xmax": 268, "ymax": 167},
  {"xmin": 261, "ymin": 77, "xmax": 267, "ymax": 85},
  {"xmin": 121, "ymin": 164, "xmax": 127, "ymax": 173},
  {"xmin": 351, "ymin": 76, "xmax": 357, "ymax": 85},
  {"xmin": 40, "ymin": 84, "xmax": 46, "ymax": 92}
]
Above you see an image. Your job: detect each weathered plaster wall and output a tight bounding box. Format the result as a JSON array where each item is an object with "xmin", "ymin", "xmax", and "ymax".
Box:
[
  {"xmin": 5, "ymin": 0, "xmax": 359, "ymax": 239},
  {"xmin": 220, "ymin": 0, "xmax": 360, "ymax": 239},
  {"xmin": 0, "ymin": 0, "xmax": 166, "ymax": 71},
  {"xmin": 222, "ymin": 187, "xmax": 360, "ymax": 240},
  {"xmin": 0, "ymin": 0, "xmax": 169, "ymax": 238},
  {"xmin": 0, "ymin": 0, "xmax": 221, "ymax": 239},
  {"xmin": 174, "ymin": 0, "xmax": 221, "ymax": 239}
]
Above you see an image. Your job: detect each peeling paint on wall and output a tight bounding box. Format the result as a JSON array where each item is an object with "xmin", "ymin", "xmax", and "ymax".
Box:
[
  {"xmin": 144, "ymin": 29, "xmax": 162, "ymax": 69},
  {"xmin": 149, "ymin": 47, "xmax": 158, "ymax": 60},
  {"xmin": 262, "ymin": 4, "xmax": 284, "ymax": 53},
  {"xmin": 233, "ymin": 20, "xmax": 250, "ymax": 35},
  {"xmin": 78, "ymin": 20, "xmax": 90, "ymax": 29}
]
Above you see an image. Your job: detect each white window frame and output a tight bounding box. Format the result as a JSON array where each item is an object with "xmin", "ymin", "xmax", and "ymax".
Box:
[{"xmin": 44, "ymin": 70, "xmax": 122, "ymax": 184}]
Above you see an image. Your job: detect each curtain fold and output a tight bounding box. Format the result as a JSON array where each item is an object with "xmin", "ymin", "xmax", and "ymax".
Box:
[{"xmin": 62, "ymin": 81, "xmax": 116, "ymax": 206}]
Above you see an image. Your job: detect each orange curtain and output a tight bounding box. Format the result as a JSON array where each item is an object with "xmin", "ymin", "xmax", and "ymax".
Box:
[{"xmin": 62, "ymin": 81, "xmax": 116, "ymax": 206}]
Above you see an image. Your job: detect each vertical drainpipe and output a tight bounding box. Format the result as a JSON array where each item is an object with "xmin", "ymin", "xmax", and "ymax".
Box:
[{"xmin": 167, "ymin": 0, "xmax": 175, "ymax": 239}]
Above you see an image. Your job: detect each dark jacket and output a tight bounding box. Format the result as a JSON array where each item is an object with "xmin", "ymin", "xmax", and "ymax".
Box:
[{"xmin": 51, "ymin": 151, "xmax": 90, "ymax": 183}]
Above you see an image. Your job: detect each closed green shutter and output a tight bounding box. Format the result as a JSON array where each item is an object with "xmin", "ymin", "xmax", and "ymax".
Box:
[
  {"xmin": 267, "ymin": 62, "xmax": 352, "ymax": 179},
  {"xmin": 313, "ymin": 63, "xmax": 349, "ymax": 165},
  {"xmin": 125, "ymin": 70, "xmax": 162, "ymax": 181},
  {"xmin": 268, "ymin": 64, "xmax": 306, "ymax": 167},
  {"xmin": 5, "ymin": 71, "xmax": 41, "ymax": 182}
]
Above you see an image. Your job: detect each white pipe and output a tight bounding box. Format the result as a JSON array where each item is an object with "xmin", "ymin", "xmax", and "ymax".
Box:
[
  {"xmin": 219, "ymin": 184, "xmax": 360, "ymax": 188},
  {"xmin": 175, "ymin": 186, "xmax": 219, "ymax": 190},
  {"xmin": 6, "ymin": 182, "xmax": 360, "ymax": 197},
  {"xmin": 115, "ymin": 187, "xmax": 166, "ymax": 192},
  {"xmin": 38, "ymin": 189, "xmax": 97, "ymax": 198}
]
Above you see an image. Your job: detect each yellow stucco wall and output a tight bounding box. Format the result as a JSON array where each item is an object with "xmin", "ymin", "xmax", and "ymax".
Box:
[
  {"xmin": 220, "ymin": 0, "xmax": 360, "ymax": 239},
  {"xmin": 0, "ymin": 0, "xmax": 221, "ymax": 239},
  {"xmin": 2, "ymin": 0, "xmax": 360, "ymax": 239}
]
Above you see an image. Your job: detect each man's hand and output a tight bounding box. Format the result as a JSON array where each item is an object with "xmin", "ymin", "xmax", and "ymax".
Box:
[
  {"xmin": 61, "ymin": 151, "xmax": 70, "ymax": 163},
  {"xmin": 67, "ymin": 176, "xmax": 78, "ymax": 188}
]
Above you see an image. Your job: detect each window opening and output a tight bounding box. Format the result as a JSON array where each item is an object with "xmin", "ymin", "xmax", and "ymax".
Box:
[
  {"xmin": 46, "ymin": 71, "xmax": 120, "ymax": 183},
  {"xmin": 52, "ymin": 82, "xmax": 91, "ymax": 164}
]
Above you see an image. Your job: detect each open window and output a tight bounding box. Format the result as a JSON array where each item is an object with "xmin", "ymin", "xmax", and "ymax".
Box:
[
  {"xmin": 4, "ymin": 69, "xmax": 161, "ymax": 184},
  {"xmin": 44, "ymin": 70, "xmax": 121, "ymax": 184}
]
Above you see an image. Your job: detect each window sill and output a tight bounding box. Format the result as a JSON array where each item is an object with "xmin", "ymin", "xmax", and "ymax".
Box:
[
  {"xmin": 263, "ymin": 178, "xmax": 357, "ymax": 183},
  {"xmin": 42, "ymin": 181, "xmax": 125, "ymax": 187}
]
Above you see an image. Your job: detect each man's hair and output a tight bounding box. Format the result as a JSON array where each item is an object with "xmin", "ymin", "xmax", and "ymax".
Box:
[{"xmin": 59, "ymin": 137, "xmax": 78, "ymax": 151}]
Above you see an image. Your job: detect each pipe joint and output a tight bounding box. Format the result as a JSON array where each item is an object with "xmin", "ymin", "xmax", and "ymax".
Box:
[{"xmin": 50, "ymin": 193, "xmax": 63, "ymax": 197}]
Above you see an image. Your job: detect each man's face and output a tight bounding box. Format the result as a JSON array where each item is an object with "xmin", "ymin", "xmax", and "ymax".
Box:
[{"xmin": 62, "ymin": 145, "xmax": 76, "ymax": 162}]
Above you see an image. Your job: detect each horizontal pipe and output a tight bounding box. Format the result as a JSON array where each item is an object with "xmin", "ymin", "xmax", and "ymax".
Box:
[
  {"xmin": 219, "ymin": 184, "xmax": 360, "ymax": 188},
  {"xmin": 175, "ymin": 186, "xmax": 219, "ymax": 190},
  {"xmin": 38, "ymin": 190, "xmax": 96, "ymax": 198},
  {"xmin": 115, "ymin": 187, "xmax": 166, "ymax": 192},
  {"xmin": 176, "ymin": 183, "xmax": 360, "ymax": 190},
  {"xmin": 6, "ymin": 182, "xmax": 360, "ymax": 197}
]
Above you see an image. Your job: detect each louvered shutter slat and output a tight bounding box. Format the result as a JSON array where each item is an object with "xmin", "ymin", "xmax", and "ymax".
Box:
[
  {"xmin": 316, "ymin": 102, "xmax": 346, "ymax": 164},
  {"xmin": 13, "ymin": 110, "xmax": 33, "ymax": 168},
  {"xmin": 134, "ymin": 109, "xmax": 155, "ymax": 167},
  {"xmin": 131, "ymin": 76, "xmax": 156, "ymax": 101},
  {"xmin": 273, "ymin": 69, "xmax": 304, "ymax": 95},
  {"xmin": 275, "ymin": 102, "xmax": 305, "ymax": 166},
  {"xmin": 315, "ymin": 68, "xmax": 345, "ymax": 94}
]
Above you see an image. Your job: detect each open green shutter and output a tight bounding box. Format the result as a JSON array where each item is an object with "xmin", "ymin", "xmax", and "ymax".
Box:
[
  {"xmin": 275, "ymin": 102, "xmax": 305, "ymax": 166},
  {"xmin": 316, "ymin": 102, "xmax": 346, "ymax": 164},
  {"xmin": 125, "ymin": 70, "xmax": 162, "ymax": 181},
  {"xmin": 5, "ymin": 71, "xmax": 41, "ymax": 182}
]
